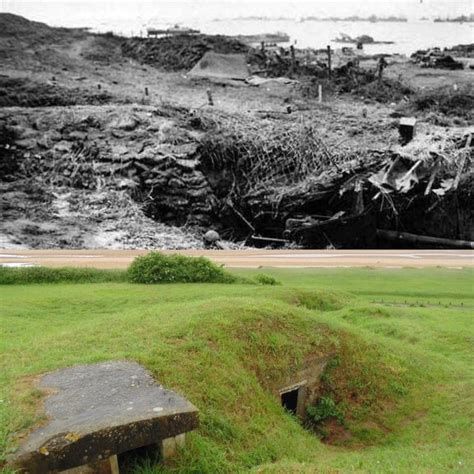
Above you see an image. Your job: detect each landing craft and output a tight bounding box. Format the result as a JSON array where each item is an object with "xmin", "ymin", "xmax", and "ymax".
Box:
[{"xmin": 147, "ymin": 25, "xmax": 200, "ymax": 37}]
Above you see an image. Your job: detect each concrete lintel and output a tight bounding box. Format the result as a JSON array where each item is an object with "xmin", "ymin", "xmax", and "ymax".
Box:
[{"xmin": 278, "ymin": 380, "xmax": 307, "ymax": 394}]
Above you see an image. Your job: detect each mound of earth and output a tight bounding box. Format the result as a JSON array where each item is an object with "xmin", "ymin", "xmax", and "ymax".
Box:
[
  {"xmin": 121, "ymin": 34, "xmax": 249, "ymax": 71},
  {"xmin": 0, "ymin": 13, "xmax": 84, "ymax": 41},
  {"xmin": 0, "ymin": 13, "xmax": 55, "ymax": 38},
  {"xmin": 0, "ymin": 103, "xmax": 223, "ymax": 248}
]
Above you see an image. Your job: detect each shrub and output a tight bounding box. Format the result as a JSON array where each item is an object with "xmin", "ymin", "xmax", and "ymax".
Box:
[
  {"xmin": 127, "ymin": 252, "xmax": 236, "ymax": 284},
  {"xmin": 253, "ymin": 274, "xmax": 281, "ymax": 286},
  {"xmin": 409, "ymin": 85, "xmax": 474, "ymax": 119},
  {"xmin": 307, "ymin": 396, "xmax": 345, "ymax": 425}
]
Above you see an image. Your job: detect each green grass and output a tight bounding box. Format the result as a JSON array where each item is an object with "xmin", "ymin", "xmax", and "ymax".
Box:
[
  {"xmin": 0, "ymin": 268, "xmax": 473, "ymax": 473},
  {"xmin": 0, "ymin": 266, "xmax": 127, "ymax": 285}
]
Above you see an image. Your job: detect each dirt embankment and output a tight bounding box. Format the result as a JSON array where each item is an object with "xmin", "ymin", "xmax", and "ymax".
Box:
[{"xmin": 1, "ymin": 13, "xmax": 472, "ymax": 249}]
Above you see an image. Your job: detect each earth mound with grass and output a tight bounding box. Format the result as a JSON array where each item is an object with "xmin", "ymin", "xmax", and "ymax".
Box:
[
  {"xmin": 127, "ymin": 252, "xmax": 236, "ymax": 284},
  {"xmin": 1, "ymin": 268, "xmax": 473, "ymax": 472}
]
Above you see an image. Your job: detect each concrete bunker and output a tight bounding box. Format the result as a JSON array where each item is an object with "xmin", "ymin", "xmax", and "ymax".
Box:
[
  {"xmin": 8, "ymin": 361, "xmax": 199, "ymax": 474},
  {"xmin": 280, "ymin": 382, "xmax": 306, "ymax": 416},
  {"xmin": 271, "ymin": 355, "xmax": 331, "ymax": 420}
]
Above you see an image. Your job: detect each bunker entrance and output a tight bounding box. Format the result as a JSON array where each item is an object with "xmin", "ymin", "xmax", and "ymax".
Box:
[{"xmin": 281, "ymin": 388, "xmax": 300, "ymax": 415}]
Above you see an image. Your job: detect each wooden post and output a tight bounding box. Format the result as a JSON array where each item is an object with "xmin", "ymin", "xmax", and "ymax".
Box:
[
  {"xmin": 145, "ymin": 87, "xmax": 149, "ymax": 96},
  {"xmin": 327, "ymin": 45, "xmax": 332, "ymax": 78},
  {"xmin": 206, "ymin": 89, "xmax": 214, "ymax": 106},
  {"xmin": 261, "ymin": 41, "xmax": 266, "ymax": 62},
  {"xmin": 290, "ymin": 45, "xmax": 296, "ymax": 76},
  {"xmin": 318, "ymin": 84, "xmax": 323, "ymax": 103}
]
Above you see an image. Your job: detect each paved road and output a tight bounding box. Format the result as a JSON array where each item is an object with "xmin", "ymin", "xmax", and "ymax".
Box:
[{"xmin": 0, "ymin": 250, "xmax": 472, "ymax": 269}]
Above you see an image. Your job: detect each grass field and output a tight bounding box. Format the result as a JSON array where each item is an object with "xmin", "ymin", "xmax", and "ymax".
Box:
[{"xmin": 1, "ymin": 267, "xmax": 473, "ymax": 473}]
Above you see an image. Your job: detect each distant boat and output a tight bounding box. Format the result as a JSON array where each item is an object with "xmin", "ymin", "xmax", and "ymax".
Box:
[
  {"xmin": 333, "ymin": 33, "xmax": 394, "ymax": 45},
  {"xmin": 233, "ymin": 32, "xmax": 290, "ymax": 45},
  {"xmin": 147, "ymin": 25, "xmax": 200, "ymax": 37}
]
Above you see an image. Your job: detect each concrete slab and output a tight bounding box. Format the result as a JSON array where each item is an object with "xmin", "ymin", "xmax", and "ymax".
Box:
[{"xmin": 9, "ymin": 361, "xmax": 199, "ymax": 473}]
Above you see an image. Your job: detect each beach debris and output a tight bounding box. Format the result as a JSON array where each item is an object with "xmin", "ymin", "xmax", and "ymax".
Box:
[
  {"xmin": 444, "ymin": 43, "xmax": 474, "ymax": 58},
  {"xmin": 232, "ymin": 32, "xmax": 290, "ymax": 46},
  {"xmin": 376, "ymin": 230, "xmax": 473, "ymax": 249},
  {"xmin": 411, "ymin": 48, "xmax": 464, "ymax": 70},
  {"xmin": 189, "ymin": 52, "xmax": 250, "ymax": 81},
  {"xmin": 204, "ymin": 230, "xmax": 220, "ymax": 244},
  {"xmin": 333, "ymin": 33, "xmax": 394, "ymax": 45},
  {"xmin": 246, "ymin": 76, "xmax": 299, "ymax": 86},
  {"xmin": 147, "ymin": 25, "xmax": 200, "ymax": 37}
]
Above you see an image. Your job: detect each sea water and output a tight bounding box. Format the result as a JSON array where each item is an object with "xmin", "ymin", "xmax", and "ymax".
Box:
[{"xmin": 2, "ymin": 0, "xmax": 473, "ymax": 56}]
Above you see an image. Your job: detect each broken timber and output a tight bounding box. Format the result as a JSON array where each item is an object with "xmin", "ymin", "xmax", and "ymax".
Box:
[{"xmin": 377, "ymin": 229, "xmax": 474, "ymax": 249}]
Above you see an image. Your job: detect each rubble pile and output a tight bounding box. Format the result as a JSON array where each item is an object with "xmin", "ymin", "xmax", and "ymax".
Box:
[
  {"xmin": 411, "ymin": 48, "xmax": 464, "ymax": 70},
  {"xmin": 444, "ymin": 43, "xmax": 474, "ymax": 58}
]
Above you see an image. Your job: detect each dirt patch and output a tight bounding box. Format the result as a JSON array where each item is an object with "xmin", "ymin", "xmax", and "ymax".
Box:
[
  {"xmin": 316, "ymin": 418, "xmax": 353, "ymax": 445},
  {"xmin": 0, "ymin": 76, "xmax": 114, "ymax": 107}
]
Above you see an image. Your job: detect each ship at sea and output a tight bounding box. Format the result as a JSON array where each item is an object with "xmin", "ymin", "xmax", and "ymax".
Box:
[
  {"xmin": 232, "ymin": 32, "xmax": 290, "ymax": 45},
  {"xmin": 147, "ymin": 24, "xmax": 200, "ymax": 37}
]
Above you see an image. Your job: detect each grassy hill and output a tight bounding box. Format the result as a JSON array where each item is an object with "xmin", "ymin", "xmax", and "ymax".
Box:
[{"xmin": 1, "ymin": 268, "xmax": 473, "ymax": 472}]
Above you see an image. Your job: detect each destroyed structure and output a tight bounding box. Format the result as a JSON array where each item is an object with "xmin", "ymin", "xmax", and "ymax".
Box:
[{"xmin": 1, "ymin": 14, "xmax": 473, "ymax": 249}]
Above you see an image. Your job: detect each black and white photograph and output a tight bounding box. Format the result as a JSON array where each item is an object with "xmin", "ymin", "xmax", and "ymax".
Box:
[{"xmin": 0, "ymin": 0, "xmax": 473, "ymax": 472}]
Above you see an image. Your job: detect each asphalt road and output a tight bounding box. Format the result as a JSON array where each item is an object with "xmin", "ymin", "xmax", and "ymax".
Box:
[{"xmin": 0, "ymin": 250, "xmax": 472, "ymax": 269}]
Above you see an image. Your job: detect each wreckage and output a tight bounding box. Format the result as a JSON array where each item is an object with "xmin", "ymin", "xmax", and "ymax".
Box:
[
  {"xmin": 1, "ymin": 15, "xmax": 472, "ymax": 250},
  {"xmin": 279, "ymin": 130, "xmax": 473, "ymax": 249},
  {"xmin": 411, "ymin": 48, "xmax": 464, "ymax": 70},
  {"xmin": 2, "ymin": 103, "xmax": 471, "ymax": 249}
]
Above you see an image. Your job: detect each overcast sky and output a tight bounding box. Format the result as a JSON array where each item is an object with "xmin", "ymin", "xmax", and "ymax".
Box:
[{"xmin": 1, "ymin": 0, "xmax": 473, "ymax": 20}]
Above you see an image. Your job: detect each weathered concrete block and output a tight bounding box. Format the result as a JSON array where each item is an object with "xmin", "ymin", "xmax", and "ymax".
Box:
[
  {"xmin": 62, "ymin": 455, "xmax": 119, "ymax": 474},
  {"xmin": 159, "ymin": 433, "xmax": 186, "ymax": 460},
  {"xmin": 8, "ymin": 361, "xmax": 199, "ymax": 473}
]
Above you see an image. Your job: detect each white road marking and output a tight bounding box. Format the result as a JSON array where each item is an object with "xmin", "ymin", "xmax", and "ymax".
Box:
[
  {"xmin": 420, "ymin": 254, "xmax": 473, "ymax": 258},
  {"xmin": 0, "ymin": 263, "xmax": 37, "ymax": 267},
  {"xmin": 243, "ymin": 253, "xmax": 424, "ymax": 259},
  {"xmin": 0, "ymin": 254, "xmax": 104, "ymax": 259}
]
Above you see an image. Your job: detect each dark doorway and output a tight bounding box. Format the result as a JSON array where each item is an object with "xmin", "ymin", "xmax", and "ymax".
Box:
[{"xmin": 281, "ymin": 389, "xmax": 299, "ymax": 415}]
